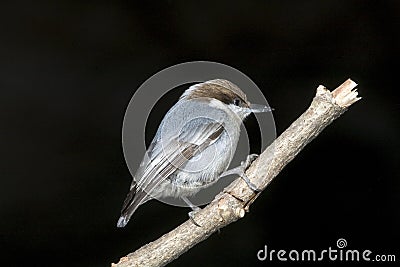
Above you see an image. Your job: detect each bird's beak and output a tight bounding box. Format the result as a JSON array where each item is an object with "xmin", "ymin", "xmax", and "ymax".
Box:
[{"xmin": 249, "ymin": 103, "xmax": 274, "ymax": 113}]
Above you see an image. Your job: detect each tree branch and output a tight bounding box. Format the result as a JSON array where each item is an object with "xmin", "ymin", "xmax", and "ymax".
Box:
[{"xmin": 113, "ymin": 79, "xmax": 361, "ymax": 267}]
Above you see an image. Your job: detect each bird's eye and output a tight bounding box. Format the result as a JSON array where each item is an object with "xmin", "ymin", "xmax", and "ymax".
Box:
[{"xmin": 233, "ymin": 98, "xmax": 241, "ymax": 106}]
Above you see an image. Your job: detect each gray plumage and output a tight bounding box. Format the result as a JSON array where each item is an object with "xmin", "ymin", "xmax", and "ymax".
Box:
[{"xmin": 117, "ymin": 79, "xmax": 260, "ymax": 227}]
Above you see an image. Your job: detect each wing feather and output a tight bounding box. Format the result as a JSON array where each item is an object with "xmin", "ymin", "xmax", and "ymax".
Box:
[{"xmin": 119, "ymin": 119, "xmax": 224, "ymax": 226}]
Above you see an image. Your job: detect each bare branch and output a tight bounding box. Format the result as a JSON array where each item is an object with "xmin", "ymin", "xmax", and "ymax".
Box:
[{"xmin": 113, "ymin": 79, "xmax": 360, "ymax": 267}]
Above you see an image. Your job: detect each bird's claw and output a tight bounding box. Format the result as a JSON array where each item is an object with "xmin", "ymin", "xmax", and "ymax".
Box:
[
  {"xmin": 236, "ymin": 154, "xmax": 261, "ymax": 192},
  {"xmin": 189, "ymin": 209, "xmax": 201, "ymax": 227},
  {"xmin": 242, "ymin": 153, "xmax": 258, "ymax": 169}
]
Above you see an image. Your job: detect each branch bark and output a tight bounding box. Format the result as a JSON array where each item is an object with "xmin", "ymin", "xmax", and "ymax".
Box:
[{"xmin": 113, "ymin": 79, "xmax": 361, "ymax": 267}]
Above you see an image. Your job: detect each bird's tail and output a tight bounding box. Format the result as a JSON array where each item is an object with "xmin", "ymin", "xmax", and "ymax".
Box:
[
  {"xmin": 117, "ymin": 196, "xmax": 136, "ymax": 227},
  {"xmin": 117, "ymin": 181, "xmax": 149, "ymax": 228}
]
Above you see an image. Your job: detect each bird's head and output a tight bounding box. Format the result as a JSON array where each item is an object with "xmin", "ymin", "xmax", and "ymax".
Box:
[{"xmin": 180, "ymin": 79, "xmax": 272, "ymax": 121}]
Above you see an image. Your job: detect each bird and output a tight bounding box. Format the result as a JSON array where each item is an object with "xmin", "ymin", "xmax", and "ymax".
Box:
[{"xmin": 117, "ymin": 79, "xmax": 272, "ymax": 227}]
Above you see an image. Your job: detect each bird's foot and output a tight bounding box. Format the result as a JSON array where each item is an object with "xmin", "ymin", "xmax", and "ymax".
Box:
[
  {"xmin": 182, "ymin": 196, "xmax": 202, "ymax": 227},
  {"xmin": 188, "ymin": 208, "xmax": 202, "ymax": 227},
  {"xmin": 220, "ymin": 154, "xmax": 261, "ymax": 192}
]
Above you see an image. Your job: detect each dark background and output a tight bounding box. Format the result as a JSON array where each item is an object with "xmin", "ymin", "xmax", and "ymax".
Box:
[{"xmin": 1, "ymin": 0, "xmax": 399, "ymax": 266}]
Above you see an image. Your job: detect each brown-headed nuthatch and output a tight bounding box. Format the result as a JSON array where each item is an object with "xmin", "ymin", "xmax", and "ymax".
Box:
[{"xmin": 117, "ymin": 79, "xmax": 272, "ymax": 227}]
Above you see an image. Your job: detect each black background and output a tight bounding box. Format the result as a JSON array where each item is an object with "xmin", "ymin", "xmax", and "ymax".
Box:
[{"xmin": 1, "ymin": 0, "xmax": 399, "ymax": 266}]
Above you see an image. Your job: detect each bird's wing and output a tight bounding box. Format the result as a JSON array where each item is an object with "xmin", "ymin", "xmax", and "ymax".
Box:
[
  {"xmin": 138, "ymin": 119, "xmax": 224, "ymax": 201},
  {"xmin": 119, "ymin": 119, "xmax": 224, "ymax": 225}
]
